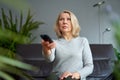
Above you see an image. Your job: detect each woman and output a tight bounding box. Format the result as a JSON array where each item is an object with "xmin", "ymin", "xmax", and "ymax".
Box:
[{"xmin": 41, "ymin": 10, "xmax": 93, "ymax": 80}]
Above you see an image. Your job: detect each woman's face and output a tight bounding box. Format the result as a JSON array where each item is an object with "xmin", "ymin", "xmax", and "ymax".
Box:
[{"xmin": 58, "ymin": 13, "xmax": 72, "ymax": 34}]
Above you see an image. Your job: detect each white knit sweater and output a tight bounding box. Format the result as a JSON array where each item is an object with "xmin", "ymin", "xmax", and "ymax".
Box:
[{"xmin": 43, "ymin": 37, "xmax": 93, "ymax": 80}]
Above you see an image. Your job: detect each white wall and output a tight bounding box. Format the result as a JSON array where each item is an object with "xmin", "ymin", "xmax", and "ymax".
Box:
[{"xmin": 0, "ymin": 0, "xmax": 120, "ymax": 48}]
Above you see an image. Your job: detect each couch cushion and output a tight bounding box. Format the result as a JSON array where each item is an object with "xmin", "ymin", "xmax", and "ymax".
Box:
[
  {"xmin": 89, "ymin": 58, "xmax": 112, "ymax": 78},
  {"xmin": 23, "ymin": 59, "xmax": 53, "ymax": 78}
]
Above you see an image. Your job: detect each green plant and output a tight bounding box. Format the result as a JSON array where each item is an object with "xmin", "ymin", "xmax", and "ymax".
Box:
[
  {"xmin": 0, "ymin": 28, "xmax": 38, "ymax": 80},
  {"xmin": 0, "ymin": 1, "xmax": 43, "ymax": 80},
  {"xmin": 0, "ymin": 8, "xmax": 44, "ymax": 58},
  {"xmin": 0, "ymin": 55, "xmax": 37, "ymax": 80},
  {"xmin": 114, "ymin": 48, "xmax": 120, "ymax": 61},
  {"xmin": 0, "ymin": 8, "xmax": 43, "ymax": 80},
  {"xmin": 113, "ymin": 48, "xmax": 120, "ymax": 79}
]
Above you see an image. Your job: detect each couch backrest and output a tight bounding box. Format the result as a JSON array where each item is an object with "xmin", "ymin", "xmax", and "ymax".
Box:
[
  {"xmin": 16, "ymin": 44, "xmax": 116, "ymax": 60},
  {"xmin": 16, "ymin": 44, "xmax": 53, "ymax": 77},
  {"xmin": 16, "ymin": 44, "xmax": 43, "ymax": 60},
  {"xmin": 90, "ymin": 44, "xmax": 117, "ymax": 61}
]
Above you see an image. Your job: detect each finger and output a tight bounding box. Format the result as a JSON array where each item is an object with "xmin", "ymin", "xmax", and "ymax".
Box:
[
  {"xmin": 71, "ymin": 75, "xmax": 75, "ymax": 79},
  {"xmin": 48, "ymin": 42, "xmax": 56, "ymax": 49},
  {"xmin": 60, "ymin": 72, "xmax": 72, "ymax": 80},
  {"xmin": 60, "ymin": 77, "xmax": 63, "ymax": 80},
  {"xmin": 41, "ymin": 40, "xmax": 44, "ymax": 42},
  {"xmin": 60, "ymin": 73, "xmax": 66, "ymax": 80},
  {"xmin": 66, "ymin": 74, "xmax": 72, "ymax": 78},
  {"xmin": 64, "ymin": 73, "xmax": 72, "ymax": 79},
  {"xmin": 41, "ymin": 40, "xmax": 46, "ymax": 45},
  {"xmin": 43, "ymin": 42, "xmax": 50, "ymax": 47}
]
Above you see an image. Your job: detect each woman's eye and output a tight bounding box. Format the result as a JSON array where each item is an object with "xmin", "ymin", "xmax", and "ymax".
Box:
[
  {"xmin": 59, "ymin": 18, "xmax": 64, "ymax": 21},
  {"xmin": 59, "ymin": 18, "xmax": 71, "ymax": 21},
  {"xmin": 67, "ymin": 18, "xmax": 71, "ymax": 21}
]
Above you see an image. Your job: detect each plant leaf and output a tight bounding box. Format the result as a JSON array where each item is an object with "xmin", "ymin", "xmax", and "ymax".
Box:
[
  {"xmin": 0, "ymin": 56, "xmax": 37, "ymax": 71},
  {"xmin": 0, "ymin": 47, "xmax": 15, "ymax": 58},
  {"xmin": 0, "ymin": 28, "xmax": 30, "ymax": 44},
  {"xmin": 0, "ymin": 71, "xmax": 15, "ymax": 80},
  {"xmin": 1, "ymin": 8, "xmax": 9, "ymax": 30},
  {"xmin": 0, "ymin": 63, "xmax": 35, "ymax": 80}
]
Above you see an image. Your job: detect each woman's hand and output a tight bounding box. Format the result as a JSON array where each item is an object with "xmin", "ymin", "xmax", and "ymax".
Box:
[
  {"xmin": 41, "ymin": 40, "xmax": 56, "ymax": 56},
  {"xmin": 60, "ymin": 72, "xmax": 72, "ymax": 80},
  {"xmin": 60, "ymin": 72, "xmax": 80, "ymax": 80},
  {"xmin": 71, "ymin": 72, "xmax": 80, "ymax": 80}
]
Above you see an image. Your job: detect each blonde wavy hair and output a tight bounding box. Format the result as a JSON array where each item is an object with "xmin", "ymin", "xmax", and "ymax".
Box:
[{"xmin": 54, "ymin": 10, "xmax": 80, "ymax": 38}]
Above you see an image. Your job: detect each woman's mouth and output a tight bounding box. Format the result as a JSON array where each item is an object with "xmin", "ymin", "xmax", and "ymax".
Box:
[{"xmin": 62, "ymin": 26, "xmax": 68, "ymax": 29}]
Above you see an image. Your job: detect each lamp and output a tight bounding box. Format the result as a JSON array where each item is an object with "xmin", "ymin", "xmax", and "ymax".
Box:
[
  {"xmin": 93, "ymin": 1, "xmax": 105, "ymax": 7},
  {"xmin": 93, "ymin": 1, "xmax": 105, "ymax": 44},
  {"xmin": 102, "ymin": 27, "xmax": 111, "ymax": 43}
]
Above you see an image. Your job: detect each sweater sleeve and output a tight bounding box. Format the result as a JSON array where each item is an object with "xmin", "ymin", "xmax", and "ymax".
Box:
[
  {"xmin": 42, "ymin": 48, "xmax": 56, "ymax": 62},
  {"xmin": 78, "ymin": 38, "xmax": 94, "ymax": 79}
]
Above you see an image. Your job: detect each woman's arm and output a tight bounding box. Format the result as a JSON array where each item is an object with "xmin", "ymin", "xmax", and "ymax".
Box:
[
  {"xmin": 41, "ymin": 40, "xmax": 56, "ymax": 62},
  {"xmin": 78, "ymin": 38, "xmax": 94, "ymax": 79}
]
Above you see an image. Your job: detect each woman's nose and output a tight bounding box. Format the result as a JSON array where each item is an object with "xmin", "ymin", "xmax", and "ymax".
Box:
[{"xmin": 63, "ymin": 19, "xmax": 67, "ymax": 23}]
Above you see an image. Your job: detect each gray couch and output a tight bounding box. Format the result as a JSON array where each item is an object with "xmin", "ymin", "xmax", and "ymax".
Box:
[
  {"xmin": 16, "ymin": 44, "xmax": 117, "ymax": 80},
  {"xmin": 87, "ymin": 44, "xmax": 117, "ymax": 80}
]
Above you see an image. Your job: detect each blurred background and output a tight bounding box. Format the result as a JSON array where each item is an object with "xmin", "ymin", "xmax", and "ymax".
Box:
[{"xmin": 0, "ymin": 0, "xmax": 120, "ymax": 49}]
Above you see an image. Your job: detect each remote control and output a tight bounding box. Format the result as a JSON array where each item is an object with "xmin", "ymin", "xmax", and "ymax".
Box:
[{"xmin": 40, "ymin": 34, "xmax": 53, "ymax": 43}]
